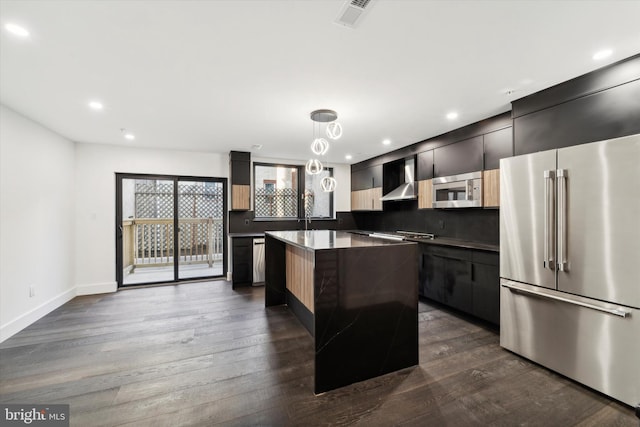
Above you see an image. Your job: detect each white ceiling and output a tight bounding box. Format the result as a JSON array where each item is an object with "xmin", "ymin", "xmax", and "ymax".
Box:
[{"xmin": 1, "ymin": 0, "xmax": 639, "ymax": 165}]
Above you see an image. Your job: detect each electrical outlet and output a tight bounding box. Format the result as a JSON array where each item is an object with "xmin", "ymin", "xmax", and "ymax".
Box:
[
  {"xmin": 29, "ymin": 285, "xmax": 35, "ymax": 297},
  {"xmin": 439, "ymin": 220, "xmax": 445, "ymax": 229}
]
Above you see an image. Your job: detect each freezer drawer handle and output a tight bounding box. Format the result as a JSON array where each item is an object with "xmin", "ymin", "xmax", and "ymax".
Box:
[{"xmin": 502, "ymin": 281, "xmax": 630, "ymax": 318}]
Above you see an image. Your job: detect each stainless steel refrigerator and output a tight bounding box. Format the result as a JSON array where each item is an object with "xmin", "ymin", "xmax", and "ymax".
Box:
[{"xmin": 500, "ymin": 133, "xmax": 640, "ymax": 407}]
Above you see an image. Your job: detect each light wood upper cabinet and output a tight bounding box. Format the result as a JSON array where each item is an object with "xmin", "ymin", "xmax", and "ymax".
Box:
[
  {"xmin": 418, "ymin": 179, "xmax": 433, "ymax": 209},
  {"xmin": 231, "ymin": 184, "xmax": 251, "ymax": 210},
  {"xmin": 483, "ymin": 169, "xmax": 500, "ymax": 207},
  {"xmin": 351, "ymin": 187, "xmax": 382, "ymax": 211},
  {"xmin": 371, "ymin": 187, "xmax": 382, "ymax": 211}
]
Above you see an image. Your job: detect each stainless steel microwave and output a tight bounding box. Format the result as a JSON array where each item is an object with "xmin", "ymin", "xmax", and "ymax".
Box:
[{"xmin": 432, "ymin": 171, "xmax": 483, "ymax": 208}]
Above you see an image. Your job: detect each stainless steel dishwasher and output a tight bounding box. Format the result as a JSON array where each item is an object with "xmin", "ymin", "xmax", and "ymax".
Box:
[{"xmin": 252, "ymin": 237, "xmax": 265, "ymax": 285}]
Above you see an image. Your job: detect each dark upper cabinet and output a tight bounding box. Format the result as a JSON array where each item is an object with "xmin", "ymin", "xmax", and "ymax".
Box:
[
  {"xmin": 514, "ymin": 78, "xmax": 640, "ymax": 155},
  {"xmin": 416, "ymin": 150, "xmax": 434, "ymax": 180},
  {"xmin": 230, "ymin": 151, "xmax": 250, "ymax": 185},
  {"xmin": 434, "ymin": 136, "xmax": 483, "ymax": 177},
  {"xmin": 483, "ymin": 127, "xmax": 513, "ymax": 170},
  {"xmin": 351, "ymin": 164, "xmax": 382, "ymax": 191},
  {"xmin": 382, "ymin": 159, "xmax": 405, "ymax": 195}
]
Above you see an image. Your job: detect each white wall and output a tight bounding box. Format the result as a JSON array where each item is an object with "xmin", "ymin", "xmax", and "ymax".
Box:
[
  {"xmin": 0, "ymin": 105, "xmax": 76, "ymax": 341},
  {"xmin": 0, "ymin": 113, "xmax": 352, "ymax": 341},
  {"xmin": 74, "ymin": 143, "xmax": 229, "ymax": 294}
]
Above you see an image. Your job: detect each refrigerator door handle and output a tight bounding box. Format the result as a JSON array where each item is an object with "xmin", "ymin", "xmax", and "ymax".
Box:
[
  {"xmin": 543, "ymin": 170, "xmax": 555, "ymax": 270},
  {"xmin": 501, "ymin": 280, "xmax": 630, "ymax": 318},
  {"xmin": 557, "ymin": 169, "xmax": 567, "ymax": 271}
]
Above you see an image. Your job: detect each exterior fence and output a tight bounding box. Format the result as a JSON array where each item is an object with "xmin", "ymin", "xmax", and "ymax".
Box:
[{"xmin": 254, "ymin": 188, "xmax": 298, "ymax": 217}]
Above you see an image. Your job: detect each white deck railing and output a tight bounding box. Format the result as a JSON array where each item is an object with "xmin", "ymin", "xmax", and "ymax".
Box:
[{"xmin": 122, "ymin": 218, "xmax": 223, "ymax": 272}]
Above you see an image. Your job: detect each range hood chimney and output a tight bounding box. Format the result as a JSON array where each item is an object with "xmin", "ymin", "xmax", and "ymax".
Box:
[{"xmin": 380, "ymin": 158, "xmax": 417, "ymax": 202}]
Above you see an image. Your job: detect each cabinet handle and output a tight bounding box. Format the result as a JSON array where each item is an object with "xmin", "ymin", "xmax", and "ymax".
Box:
[{"xmin": 470, "ymin": 263, "xmax": 474, "ymax": 281}]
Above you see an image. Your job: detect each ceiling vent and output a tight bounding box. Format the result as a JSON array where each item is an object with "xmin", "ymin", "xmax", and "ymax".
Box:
[{"xmin": 335, "ymin": 0, "xmax": 374, "ymax": 29}]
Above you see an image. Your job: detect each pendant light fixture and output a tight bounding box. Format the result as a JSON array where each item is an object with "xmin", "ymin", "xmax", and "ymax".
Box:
[
  {"xmin": 307, "ymin": 109, "xmax": 342, "ymax": 191},
  {"xmin": 320, "ymin": 175, "xmax": 337, "ymax": 192},
  {"xmin": 311, "ymin": 137, "xmax": 329, "ymax": 155},
  {"xmin": 326, "ymin": 121, "xmax": 343, "ymax": 140},
  {"xmin": 305, "ymin": 158, "xmax": 323, "ymax": 175}
]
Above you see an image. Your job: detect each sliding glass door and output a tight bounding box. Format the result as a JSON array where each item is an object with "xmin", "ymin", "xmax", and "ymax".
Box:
[
  {"xmin": 116, "ymin": 174, "xmax": 227, "ymax": 287},
  {"xmin": 177, "ymin": 180, "xmax": 225, "ymax": 280}
]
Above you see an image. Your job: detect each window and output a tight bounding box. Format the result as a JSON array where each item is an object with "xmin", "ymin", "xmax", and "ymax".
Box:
[{"xmin": 253, "ymin": 163, "xmax": 334, "ymax": 220}]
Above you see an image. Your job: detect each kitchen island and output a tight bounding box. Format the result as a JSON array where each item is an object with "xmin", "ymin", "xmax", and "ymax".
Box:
[{"xmin": 265, "ymin": 230, "xmax": 418, "ymax": 394}]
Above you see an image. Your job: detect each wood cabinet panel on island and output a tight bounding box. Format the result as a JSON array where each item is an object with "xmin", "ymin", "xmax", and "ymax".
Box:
[
  {"xmin": 265, "ymin": 230, "xmax": 418, "ymax": 394},
  {"xmin": 417, "ymin": 179, "xmax": 433, "ymax": 209}
]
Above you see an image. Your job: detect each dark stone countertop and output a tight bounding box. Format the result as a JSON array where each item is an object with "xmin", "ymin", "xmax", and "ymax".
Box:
[
  {"xmin": 346, "ymin": 230, "xmax": 499, "ymax": 252},
  {"xmin": 265, "ymin": 230, "xmax": 416, "ymax": 251},
  {"xmin": 406, "ymin": 236, "xmax": 499, "ymax": 252}
]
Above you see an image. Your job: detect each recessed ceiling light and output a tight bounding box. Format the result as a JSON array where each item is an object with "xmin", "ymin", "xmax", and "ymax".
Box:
[
  {"xmin": 382, "ymin": 139, "xmax": 391, "ymax": 146},
  {"xmin": 593, "ymin": 49, "xmax": 613, "ymax": 61},
  {"xmin": 446, "ymin": 112, "xmax": 458, "ymax": 120},
  {"xmin": 345, "ymin": 154, "xmax": 353, "ymax": 160},
  {"xmin": 88, "ymin": 101, "xmax": 103, "ymax": 110},
  {"xmin": 121, "ymin": 129, "xmax": 135, "ymax": 140},
  {"xmin": 5, "ymin": 23, "xmax": 30, "ymax": 37}
]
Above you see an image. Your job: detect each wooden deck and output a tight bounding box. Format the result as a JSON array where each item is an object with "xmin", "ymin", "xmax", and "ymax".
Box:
[
  {"xmin": 0, "ymin": 281, "xmax": 636, "ymax": 426},
  {"xmin": 123, "ymin": 263, "xmax": 224, "ymax": 285}
]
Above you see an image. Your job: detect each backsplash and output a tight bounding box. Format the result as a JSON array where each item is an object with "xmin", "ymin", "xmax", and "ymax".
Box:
[
  {"xmin": 229, "ymin": 210, "xmax": 357, "ymax": 234},
  {"xmin": 352, "ymin": 201, "xmax": 499, "ymax": 245}
]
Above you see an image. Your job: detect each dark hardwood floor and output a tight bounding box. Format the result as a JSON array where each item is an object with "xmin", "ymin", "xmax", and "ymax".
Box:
[{"xmin": 0, "ymin": 281, "xmax": 636, "ymax": 426}]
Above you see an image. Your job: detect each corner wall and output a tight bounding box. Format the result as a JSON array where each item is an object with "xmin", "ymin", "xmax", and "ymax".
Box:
[
  {"xmin": 74, "ymin": 143, "xmax": 230, "ymax": 294},
  {"xmin": 0, "ymin": 105, "xmax": 76, "ymax": 341}
]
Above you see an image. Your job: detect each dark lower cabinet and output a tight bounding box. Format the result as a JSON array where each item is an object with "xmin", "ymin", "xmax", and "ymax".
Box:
[
  {"xmin": 443, "ymin": 256, "xmax": 473, "ymax": 313},
  {"xmin": 471, "ymin": 260, "xmax": 500, "ymax": 324},
  {"xmin": 420, "ymin": 251, "xmax": 443, "ymax": 302},
  {"xmin": 419, "ymin": 244, "xmax": 499, "ymax": 325},
  {"xmin": 232, "ymin": 237, "xmax": 252, "ymax": 288}
]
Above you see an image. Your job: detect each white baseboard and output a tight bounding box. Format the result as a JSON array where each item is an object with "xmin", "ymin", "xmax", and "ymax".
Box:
[
  {"xmin": 0, "ymin": 287, "xmax": 76, "ymax": 343},
  {"xmin": 76, "ymin": 281, "xmax": 117, "ymax": 296}
]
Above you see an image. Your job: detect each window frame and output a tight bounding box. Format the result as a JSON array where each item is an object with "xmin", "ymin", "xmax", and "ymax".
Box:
[{"xmin": 252, "ymin": 162, "xmax": 334, "ymax": 220}]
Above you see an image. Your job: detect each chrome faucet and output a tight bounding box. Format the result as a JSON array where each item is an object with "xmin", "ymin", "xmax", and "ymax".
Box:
[{"xmin": 303, "ymin": 190, "xmax": 313, "ymax": 231}]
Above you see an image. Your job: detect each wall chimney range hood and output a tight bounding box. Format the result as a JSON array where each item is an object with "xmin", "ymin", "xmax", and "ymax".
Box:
[{"xmin": 380, "ymin": 158, "xmax": 417, "ymax": 201}]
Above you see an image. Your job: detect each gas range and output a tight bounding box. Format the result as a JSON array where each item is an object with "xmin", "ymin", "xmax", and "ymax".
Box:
[
  {"xmin": 396, "ymin": 230, "xmax": 435, "ymax": 240},
  {"xmin": 368, "ymin": 230, "xmax": 435, "ymax": 241}
]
